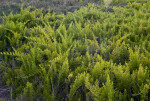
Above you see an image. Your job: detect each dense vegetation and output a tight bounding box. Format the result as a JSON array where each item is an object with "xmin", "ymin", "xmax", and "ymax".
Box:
[{"xmin": 0, "ymin": 0, "xmax": 150, "ymax": 101}]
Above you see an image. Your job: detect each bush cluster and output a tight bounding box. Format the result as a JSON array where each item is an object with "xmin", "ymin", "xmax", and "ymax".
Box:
[{"xmin": 0, "ymin": 1, "xmax": 150, "ymax": 101}]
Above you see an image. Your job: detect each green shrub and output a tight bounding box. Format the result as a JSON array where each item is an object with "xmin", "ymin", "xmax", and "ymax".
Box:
[{"xmin": 0, "ymin": 1, "xmax": 150, "ymax": 100}]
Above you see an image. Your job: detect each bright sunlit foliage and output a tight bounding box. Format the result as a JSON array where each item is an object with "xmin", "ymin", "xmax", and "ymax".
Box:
[{"xmin": 0, "ymin": 1, "xmax": 149, "ymax": 101}]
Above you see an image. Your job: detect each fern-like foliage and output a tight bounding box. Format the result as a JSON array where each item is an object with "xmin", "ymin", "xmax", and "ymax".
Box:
[{"xmin": 0, "ymin": 1, "xmax": 150, "ymax": 101}]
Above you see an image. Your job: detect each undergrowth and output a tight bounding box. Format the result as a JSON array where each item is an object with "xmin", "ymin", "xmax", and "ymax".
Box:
[{"xmin": 0, "ymin": 1, "xmax": 150, "ymax": 101}]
